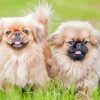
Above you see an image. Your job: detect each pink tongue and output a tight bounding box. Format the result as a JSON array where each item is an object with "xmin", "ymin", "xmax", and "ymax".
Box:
[
  {"xmin": 15, "ymin": 41, "xmax": 21, "ymax": 45},
  {"xmin": 75, "ymin": 50, "xmax": 81, "ymax": 54}
]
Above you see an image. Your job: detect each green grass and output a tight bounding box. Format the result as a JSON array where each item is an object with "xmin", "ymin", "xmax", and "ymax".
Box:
[
  {"xmin": 0, "ymin": 0, "xmax": 100, "ymax": 100},
  {"xmin": 0, "ymin": 81, "xmax": 99, "ymax": 100}
]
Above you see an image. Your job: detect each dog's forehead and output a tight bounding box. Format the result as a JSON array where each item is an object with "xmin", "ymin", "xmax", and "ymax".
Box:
[
  {"xmin": 1, "ymin": 16, "xmax": 44, "ymax": 32},
  {"xmin": 58, "ymin": 21, "xmax": 96, "ymax": 36},
  {"xmin": 1, "ymin": 17, "xmax": 33, "ymax": 31},
  {"xmin": 58, "ymin": 27, "xmax": 92, "ymax": 41},
  {"xmin": 59, "ymin": 25, "xmax": 93, "ymax": 38}
]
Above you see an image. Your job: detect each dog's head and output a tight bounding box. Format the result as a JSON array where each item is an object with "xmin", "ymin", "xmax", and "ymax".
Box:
[
  {"xmin": 0, "ymin": 4, "xmax": 52, "ymax": 50},
  {"xmin": 48, "ymin": 21, "xmax": 100, "ymax": 61},
  {"xmin": 0, "ymin": 17, "xmax": 44, "ymax": 49},
  {"xmin": 1, "ymin": 19, "xmax": 30, "ymax": 49}
]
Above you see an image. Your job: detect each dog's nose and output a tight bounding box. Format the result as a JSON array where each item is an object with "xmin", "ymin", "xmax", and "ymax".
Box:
[
  {"xmin": 76, "ymin": 43, "xmax": 82, "ymax": 48},
  {"xmin": 14, "ymin": 32, "xmax": 20, "ymax": 40}
]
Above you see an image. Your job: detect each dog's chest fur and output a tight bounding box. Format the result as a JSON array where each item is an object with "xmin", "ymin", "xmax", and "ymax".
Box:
[
  {"xmin": 52, "ymin": 49, "xmax": 100, "ymax": 89},
  {"xmin": 0, "ymin": 43, "xmax": 49, "ymax": 87}
]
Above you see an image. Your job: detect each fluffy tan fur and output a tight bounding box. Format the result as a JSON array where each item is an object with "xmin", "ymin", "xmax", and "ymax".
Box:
[
  {"xmin": 0, "ymin": 4, "xmax": 52, "ymax": 89},
  {"xmin": 48, "ymin": 21, "xmax": 100, "ymax": 94}
]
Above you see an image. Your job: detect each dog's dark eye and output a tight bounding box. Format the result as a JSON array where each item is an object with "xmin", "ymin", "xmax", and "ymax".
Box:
[
  {"xmin": 82, "ymin": 40, "xmax": 89, "ymax": 45},
  {"xmin": 83, "ymin": 41, "xmax": 88, "ymax": 44},
  {"xmin": 65, "ymin": 41, "xmax": 74, "ymax": 45},
  {"xmin": 68, "ymin": 41, "xmax": 74, "ymax": 45},
  {"xmin": 23, "ymin": 29, "xmax": 29, "ymax": 34},
  {"xmin": 6, "ymin": 31, "xmax": 11, "ymax": 35}
]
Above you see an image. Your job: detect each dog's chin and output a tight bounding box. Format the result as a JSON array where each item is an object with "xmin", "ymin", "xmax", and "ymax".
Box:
[
  {"xmin": 6, "ymin": 41, "xmax": 29, "ymax": 49},
  {"xmin": 67, "ymin": 50, "xmax": 87, "ymax": 61}
]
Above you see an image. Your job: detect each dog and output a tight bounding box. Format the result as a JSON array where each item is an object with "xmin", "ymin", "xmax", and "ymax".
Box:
[
  {"xmin": 0, "ymin": 4, "xmax": 52, "ymax": 90},
  {"xmin": 48, "ymin": 21, "xmax": 100, "ymax": 95}
]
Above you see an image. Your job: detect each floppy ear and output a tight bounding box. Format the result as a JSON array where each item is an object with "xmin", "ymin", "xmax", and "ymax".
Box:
[
  {"xmin": 32, "ymin": 27, "xmax": 45, "ymax": 43},
  {"xmin": 48, "ymin": 33, "xmax": 64, "ymax": 47},
  {"xmin": 95, "ymin": 35, "xmax": 100, "ymax": 46},
  {"xmin": 36, "ymin": 27, "xmax": 46, "ymax": 42},
  {"xmin": 90, "ymin": 34, "xmax": 100, "ymax": 46}
]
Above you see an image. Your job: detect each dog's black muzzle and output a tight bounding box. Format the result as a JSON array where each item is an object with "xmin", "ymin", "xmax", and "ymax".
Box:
[{"xmin": 67, "ymin": 42, "xmax": 88, "ymax": 61}]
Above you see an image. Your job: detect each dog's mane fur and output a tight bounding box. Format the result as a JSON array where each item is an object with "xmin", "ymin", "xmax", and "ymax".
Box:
[
  {"xmin": 50, "ymin": 21, "xmax": 100, "ymax": 93},
  {"xmin": 0, "ymin": 4, "xmax": 52, "ymax": 89}
]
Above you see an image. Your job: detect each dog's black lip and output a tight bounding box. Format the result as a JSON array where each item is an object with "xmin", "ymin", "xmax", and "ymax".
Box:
[
  {"xmin": 6, "ymin": 41, "xmax": 29, "ymax": 49},
  {"xmin": 11, "ymin": 42, "xmax": 29, "ymax": 49},
  {"xmin": 68, "ymin": 51, "xmax": 87, "ymax": 61},
  {"xmin": 70, "ymin": 49, "xmax": 86, "ymax": 54}
]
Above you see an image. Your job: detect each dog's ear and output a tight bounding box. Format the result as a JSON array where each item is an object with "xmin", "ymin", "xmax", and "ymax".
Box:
[
  {"xmin": 95, "ymin": 35, "xmax": 100, "ymax": 46},
  {"xmin": 32, "ymin": 27, "xmax": 45, "ymax": 43},
  {"xmin": 48, "ymin": 33, "xmax": 64, "ymax": 47},
  {"xmin": 90, "ymin": 34, "xmax": 100, "ymax": 46},
  {"xmin": 36, "ymin": 27, "xmax": 45, "ymax": 42}
]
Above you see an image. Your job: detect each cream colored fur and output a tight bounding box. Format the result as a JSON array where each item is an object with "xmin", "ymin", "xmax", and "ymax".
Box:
[
  {"xmin": 50, "ymin": 21, "xmax": 100, "ymax": 94},
  {"xmin": 0, "ymin": 42, "xmax": 49, "ymax": 88},
  {"xmin": 0, "ymin": 4, "xmax": 52, "ymax": 89}
]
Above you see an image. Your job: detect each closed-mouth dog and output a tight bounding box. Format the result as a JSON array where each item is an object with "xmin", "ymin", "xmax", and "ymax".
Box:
[{"xmin": 48, "ymin": 21, "xmax": 100, "ymax": 95}]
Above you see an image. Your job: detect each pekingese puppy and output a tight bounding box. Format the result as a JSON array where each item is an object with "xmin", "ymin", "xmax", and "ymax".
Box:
[
  {"xmin": 0, "ymin": 4, "xmax": 52, "ymax": 89},
  {"xmin": 48, "ymin": 21, "xmax": 100, "ymax": 95}
]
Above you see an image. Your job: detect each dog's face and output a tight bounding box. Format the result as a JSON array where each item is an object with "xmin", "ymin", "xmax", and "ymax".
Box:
[
  {"xmin": 64, "ymin": 32, "xmax": 90, "ymax": 61},
  {"xmin": 66, "ymin": 38, "xmax": 88, "ymax": 61},
  {"xmin": 48, "ymin": 21, "xmax": 99, "ymax": 61},
  {"xmin": 0, "ymin": 17, "xmax": 44, "ymax": 49},
  {"xmin": 3, "ymin": 22, "xmax": 30, "ymax": 49}
]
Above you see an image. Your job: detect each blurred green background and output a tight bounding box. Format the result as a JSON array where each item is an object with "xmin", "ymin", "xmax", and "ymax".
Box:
[{"xmin": 0, "ymin": 0, "xmax": 100, "ymax": 31}]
